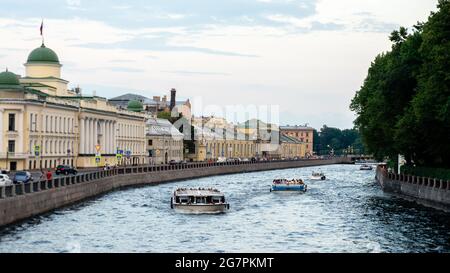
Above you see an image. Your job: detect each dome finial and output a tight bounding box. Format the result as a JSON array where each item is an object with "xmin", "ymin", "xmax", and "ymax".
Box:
[{"xmin": 5, "ymin": 67, "xmax": 8, "ymax": 72}]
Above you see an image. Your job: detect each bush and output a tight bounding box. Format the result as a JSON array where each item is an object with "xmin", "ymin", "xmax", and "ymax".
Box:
[{"xmin": 401, "ymin": 165, "xmax": 450, "ymax": 180}]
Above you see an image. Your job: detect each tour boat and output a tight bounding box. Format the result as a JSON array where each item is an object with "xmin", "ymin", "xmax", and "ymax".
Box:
[
  {"xmin": 171, "ymin": 188, "xmax": 230, "ymax": 214},
  {"xmin": 310, "ymin": 172, "xmax": 326, "ymax": 180},
  {"xmin": 360, "ymin": 164, "xmax": 373, "ymax": 171},
  {"xmin": 270, "ymin": 179, "xmax": 307, "ymax": 192}
]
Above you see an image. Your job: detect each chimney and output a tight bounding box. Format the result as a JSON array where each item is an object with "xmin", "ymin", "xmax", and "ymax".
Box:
[{"xmin": 170, "ymin": 88, "xmax": 176, "ymax": 111}]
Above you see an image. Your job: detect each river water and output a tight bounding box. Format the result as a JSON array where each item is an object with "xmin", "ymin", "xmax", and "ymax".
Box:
[{"xmin": 0, "ymin": 164, "xmax": 449, "ymax": 253}]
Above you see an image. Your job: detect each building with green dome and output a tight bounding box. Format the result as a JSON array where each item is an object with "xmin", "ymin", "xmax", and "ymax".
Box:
[
  {"xmin": 27, "ymin": 43, "xmax": 60, "ymax": 64},
  {"xmin": 0, "ymin": 69, "xmax": 22, "ymax": 90},
  {"xmin": 127, "ymin": 100, "xmax": 144, "ymax": 112},
  {"xmin": 0, "ymin": 42, "xmax": 149, "ymax": 171}
]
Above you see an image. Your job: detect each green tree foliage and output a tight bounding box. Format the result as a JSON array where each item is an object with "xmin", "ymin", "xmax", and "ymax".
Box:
[
  {"xmin": 351, "ymin": 0, "xmax": 450, "ymax": 167},
  {"xmin": 313, "ymin": 126, "xmax": 365, "ymax": 155}
]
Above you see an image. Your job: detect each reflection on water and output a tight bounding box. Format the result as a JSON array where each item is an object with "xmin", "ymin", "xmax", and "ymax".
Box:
[{"xmin": 0, "ymin": 164, "xmax": 449, "ymax": 253}]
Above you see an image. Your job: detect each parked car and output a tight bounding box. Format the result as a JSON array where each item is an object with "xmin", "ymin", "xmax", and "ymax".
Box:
[
  {"xmin": 56, "ymin": 165, "xmax": 78, "ymax": 175},
  {"xmin": 0, "ymin": 174, "xmax": 13, "ymax": 186},
  {"xmin": 217, "ymin": 157, "xmax": 227, "ymax": 163},
  {"xmin": 0, "ymin": 169, "xmax": 10, "ymax": 175},
  {"xmin": 169, "ymin": 160, "xmax": 179, "ymax": 165},
  {"xmin": 242, "ymin": 158, "xmax": 250, "ymax": 162},
  {"xmin": 13, "ymin": 171, "xmax": 33, "ymax": 184}
]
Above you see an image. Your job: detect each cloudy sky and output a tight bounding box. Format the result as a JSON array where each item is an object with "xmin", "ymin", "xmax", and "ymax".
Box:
[{"xmin": 0, "ymin": 0, "xmax": 439, "ymax": 129}]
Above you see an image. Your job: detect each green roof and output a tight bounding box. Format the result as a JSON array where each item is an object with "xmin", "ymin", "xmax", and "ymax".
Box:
[
  {"xmin": 0, "ymin": 69, "xmax": 22, "ymax": 89},
  {"xmin": 27, "ymin": 44, "xmax": 60, "ymax": 64},
  {"xmin": 127, "ymin": 100, "xmax": 144, "ymax": 112}
]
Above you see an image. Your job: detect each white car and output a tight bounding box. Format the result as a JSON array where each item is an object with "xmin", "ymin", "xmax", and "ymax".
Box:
[
  {"xmin": 217, "ymin": 157, "xmax": 227, "ymax": 163},
  {"xmin": 0, "ymin": 174, "xmax": 12, "ymax": 186}
]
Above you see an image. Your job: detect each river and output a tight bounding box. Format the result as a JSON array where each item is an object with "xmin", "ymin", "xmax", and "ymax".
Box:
[{"xmin": 0, "ymin": 164, "xmax": 449, "ymax": 253}]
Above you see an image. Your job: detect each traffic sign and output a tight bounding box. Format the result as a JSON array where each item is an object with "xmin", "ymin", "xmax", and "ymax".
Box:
[
  {"xmin": 34, "ymin": 145, "xmax": 41, "ymax": 157},
  {"xmin": 95, "ymin": 145, "xmax": 101, "ymax": 152}
]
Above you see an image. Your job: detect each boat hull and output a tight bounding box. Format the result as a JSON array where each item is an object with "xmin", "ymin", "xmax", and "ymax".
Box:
[
  {"xmin": 310, "ymin": 176, "xmax": 326, "ymax": 180},
  {"xmin": 172, "ymin": 203, "xmax": 229, "ymax": 214},
  {"xmin": 271, "ymin": 184, "xmax": 307, "ymax": 192}
]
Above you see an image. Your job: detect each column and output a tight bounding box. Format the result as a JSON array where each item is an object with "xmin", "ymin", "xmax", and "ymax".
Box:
[
  {"xmin": 93, "ymin": 119, "xmax": 98, "ymax": 151},
  {"xmin": 0, "ymin": 109, "xmax": 3, "ymax": 156},
  {"xmin": 106, "ymin": 121, "xmax": 110, "ymax": 154},
  {"xmin": 88, "ymin": 118, "xmax": 93, "ymax": 154},
  {"xmin": 113, "ymin": 122, "xmax": 117, "ymax": 154},
  {"xmin": 80, "ymin": 118, "xmax": 85, "ymax": 154},
  {"xmin": 101, "ymin": 120, "xmax": 106, "ymax": 154},
  {"xmin": 18, "ymin": 110, "xmax": 24, "ymax": 156}
]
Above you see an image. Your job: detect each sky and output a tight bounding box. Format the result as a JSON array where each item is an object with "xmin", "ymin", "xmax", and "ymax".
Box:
[{"xmin": 0, "ymin": 0, "xmax": 439, "ymax": 129}]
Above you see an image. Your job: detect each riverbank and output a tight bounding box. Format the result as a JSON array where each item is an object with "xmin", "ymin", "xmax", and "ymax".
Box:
[
  {"xmin": 376, "ymin": 166, "xmax": 450, "ymax": 212},
  {"xmin": 0, "ymin": 158, "xmax": 349, "ymax": 228}
]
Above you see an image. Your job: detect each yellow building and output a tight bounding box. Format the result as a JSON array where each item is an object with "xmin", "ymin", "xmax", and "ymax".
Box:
[
  {"xmin": 186, "ymin": 125, "xmax": 257, "ymax": 162},
  {"xmin": 278, "ymin": 134, "xmax": 306, "ymax": 159},
  {"xmin": 279, "ymin": 125, "xmax": 314, "ymax": 156},
  {"xmin": 0, "ymin": 43, "xmax": 148, "ymax": 171}
]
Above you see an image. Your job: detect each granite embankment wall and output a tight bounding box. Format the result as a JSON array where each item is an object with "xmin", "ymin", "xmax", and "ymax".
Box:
[
  {"xmin": 0, "ymin": 158, "xmax": 348, "ymax": 227},
  {"xmin": 376, "ymin": 166, "xmax": 450, "ymax": 212}
]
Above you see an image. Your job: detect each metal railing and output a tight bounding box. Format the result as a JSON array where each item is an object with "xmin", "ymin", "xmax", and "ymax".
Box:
[{"xmin": 382, "ymin": 166, "xmax": 450, "ymax": 191}]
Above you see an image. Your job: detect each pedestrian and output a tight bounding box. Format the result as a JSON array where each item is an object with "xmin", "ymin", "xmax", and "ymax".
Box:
[{"xmin": 46, "ymin": 170, "xmax": 53, "ymax": 181}]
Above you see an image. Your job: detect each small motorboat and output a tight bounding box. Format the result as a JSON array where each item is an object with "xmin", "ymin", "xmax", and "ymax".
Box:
[
  {"xmin": 310, "ymin": 172, "xmax": 326, "ymax": 180},
  {"xmin": 360, "ymin": 164, "xmax": 373, "ymax": 170},
  {"xmin": 171, "ymin": 187, "xmax": 230, "ymax": 214},
  {"xmin": 270, "ymin": 179, "xmax": 307, "ymax": 192}
]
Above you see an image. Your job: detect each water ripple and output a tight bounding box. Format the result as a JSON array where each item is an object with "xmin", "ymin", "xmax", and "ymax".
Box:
[{"xmin": 0, "ymin": 165, "xmax": 449, "ymax": 253}]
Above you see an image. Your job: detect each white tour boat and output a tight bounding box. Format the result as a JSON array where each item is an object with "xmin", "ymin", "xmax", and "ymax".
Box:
[
  {"xmin": 310, "ymin": 171, "xmax": 326, "ymax": 180},
  {"xmin": 171, "ymin": 188, "xmax": 230, "ymax": 214}
]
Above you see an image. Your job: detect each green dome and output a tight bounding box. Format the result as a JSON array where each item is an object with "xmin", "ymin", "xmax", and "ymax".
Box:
[
  {"xmin": 27, "ymin": 44, "xmax": 60, "ymax": 63},
  {"xmin": 0, "ymin": 69, "xmax": 21, "ymax": 87},
  {"xmin": 127, "ymin": 100, "xmax": 144, "ymax": 112}
]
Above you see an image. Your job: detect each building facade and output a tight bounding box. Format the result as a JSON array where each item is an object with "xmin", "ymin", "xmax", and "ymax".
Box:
[
  {"xmin": 186, "ymin": 125, "xmax": 258, "ymax": 162},
  {"xmin": 0, "ymin": 43, "xmax": 147, "ymax": 171},
  {"xmin": 146, "ymin": 118, "xmax": 184, "ymax": 164},
  {"xmin": 279, "ymin": 125, "xmax": 314, "ymax": 156},
  {"xmin": 278, "ymin": 134, "xmax": 306, "ymax": 159}
]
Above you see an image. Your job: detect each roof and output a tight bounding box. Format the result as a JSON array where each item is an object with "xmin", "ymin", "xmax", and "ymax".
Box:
[
  {"xmin": 27, "ymin": 44, "xmax": 60, "ymax": 64},
  {"xmin": 0, "ymin": 70, "xmax": 21, "ymax": 89},
  {"xmin": 237, "ymin": 119, "xmax": 278, "ymax": 130},
  {"xmin": 280, "ymin": 125, "xmax": 314, "ymax": 131},
  {"xmin": 281, "ymin": 134, "xmax": 303, "ymax": 144},
  {"xmin": 146, "ymin": 117, "xmax": 183, "ymax": 137},
  {"xmin": 127, "ymin": 100, "xmax": 144, "ymax": 112},
  {"xmin": 174, "ymin": 188, "xmax": 225, "ymax": 197}
]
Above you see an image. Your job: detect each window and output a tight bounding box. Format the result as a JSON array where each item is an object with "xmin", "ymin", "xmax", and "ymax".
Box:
[
  {"xmin": 148, "ymin": 140, "xmax": 153, "ymax": 146},
  {"xmin": 30, "ymin": 113, "xmax": 33, "ymax": 132},
  {"xmin": 8, "ymin": 113, "xmax": 15, "ymax": 131},
  {"xmin": 8, "ymin": 140, "xmax": 15, "ymax": 153}
]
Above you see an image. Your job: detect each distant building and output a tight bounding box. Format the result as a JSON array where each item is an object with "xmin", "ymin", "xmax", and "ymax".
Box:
[
  {"xmin": 278, "ymin": 134, "xmax": 306, "ymax": 159},
  {"xmin": 109, "ymin": 89, "xmax": 191, "ymax": 118},
  {"xmin": 279, "ymin": 125, "xmax": 314, "ymax": 156},
  {"xmin": 146, "ymin": 117, "xmax": 184, "ymax": 164},
  {"xmin": 185, "ymin": 125, "xmax": 257, "ymax": 162},
  {"xmin": 237, "ymin": 119, "xmax": 280, "ymax": 159}
]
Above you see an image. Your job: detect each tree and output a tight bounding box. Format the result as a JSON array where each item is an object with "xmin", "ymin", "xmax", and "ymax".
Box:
[
  {"xmin": 313, "ymin": 126, "xmax": 365, "ymax": 155},
  {"xmin": 350, "ymin": 0, "xmax": 450, "ymax": 167}
]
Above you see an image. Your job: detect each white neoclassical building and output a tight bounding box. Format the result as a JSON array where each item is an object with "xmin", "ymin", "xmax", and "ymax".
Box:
[{"xmin": 0, "ymin": 42, "xmax": 148, "ymax": 171}]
